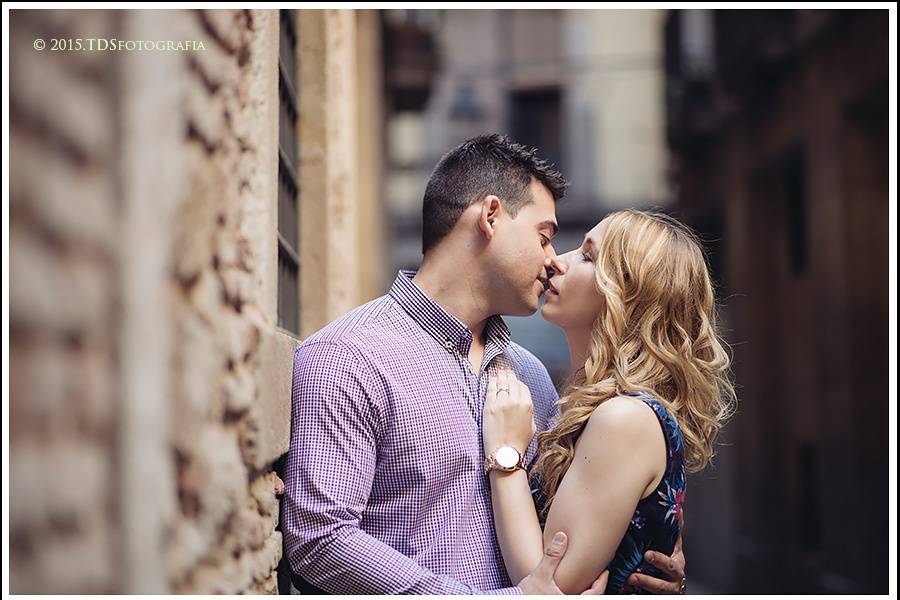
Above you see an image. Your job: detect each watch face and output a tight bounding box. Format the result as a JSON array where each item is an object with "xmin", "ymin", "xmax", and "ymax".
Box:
[{"xmin": 495, "ymin": 446, "xmax": 520, "ymax": 469}]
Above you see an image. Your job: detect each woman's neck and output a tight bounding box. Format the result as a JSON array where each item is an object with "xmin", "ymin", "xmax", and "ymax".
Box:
[{"xmin": 564, "ymin": 327, "xmax": 592, "ymax": 375}]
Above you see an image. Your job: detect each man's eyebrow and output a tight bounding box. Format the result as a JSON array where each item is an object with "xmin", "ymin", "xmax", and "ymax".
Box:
[{"xmin": 539, "ymin": 220, "xmax": 559, "ymax": 237}]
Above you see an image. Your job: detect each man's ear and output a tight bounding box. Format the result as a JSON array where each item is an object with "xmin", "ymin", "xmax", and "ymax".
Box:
[{"xmin": 477, "ymin": 195, "xmax": 502, "ymax": 241}]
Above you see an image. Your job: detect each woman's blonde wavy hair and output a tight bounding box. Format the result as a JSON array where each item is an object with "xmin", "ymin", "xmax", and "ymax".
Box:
[{"xmin": 533, "ymin": 209, "xmax": 736, "ymax": 516}]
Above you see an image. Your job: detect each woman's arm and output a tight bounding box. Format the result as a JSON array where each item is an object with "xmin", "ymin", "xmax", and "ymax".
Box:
[
  {"xmin": 488, "ymin": 468, "xmax": 545, "ymax": 583},
  {"xmin": 482, "ymin": 371, "xmax": 664, "ymax": 592},
  {"xmin": 482, "ymin": 369, "xmax": 544, "ymax": 583},
  {"xmin": 541, "ymin": 396, "xmax": 665, "ymax": 594}
]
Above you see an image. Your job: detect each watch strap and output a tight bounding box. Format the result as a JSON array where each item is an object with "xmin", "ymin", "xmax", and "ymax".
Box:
[{"xmin": 484, "ymin": 449, "xmax": 527, "ymax": 475}]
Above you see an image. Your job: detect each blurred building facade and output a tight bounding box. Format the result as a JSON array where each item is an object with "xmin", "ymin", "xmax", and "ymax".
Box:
[
  {"xmin": 9, "ymin": 8, "xmax": 384, "ymax": 593},
  {"xmin": 382, "ymin": 9, "xmax": 671, "ymax": 383},
  {"xmin": 665, "ymin": 9, "xmax": 889, "ymax": 593}
]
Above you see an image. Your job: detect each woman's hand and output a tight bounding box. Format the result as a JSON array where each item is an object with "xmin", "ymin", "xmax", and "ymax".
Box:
[{"xmin": 483, "ymin": 368, "xmax": 536, "ymax": 456}]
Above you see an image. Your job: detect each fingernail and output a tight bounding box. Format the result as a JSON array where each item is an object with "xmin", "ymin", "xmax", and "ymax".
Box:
[{"xmin": 553, "ymin": 532, "xmax": 565, "ymax": 543}]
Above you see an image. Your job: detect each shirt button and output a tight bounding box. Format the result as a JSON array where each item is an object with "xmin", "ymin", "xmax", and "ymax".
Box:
[{"xmin": 444, "ymin": 340, "xmax": 454, "ymax": 349}]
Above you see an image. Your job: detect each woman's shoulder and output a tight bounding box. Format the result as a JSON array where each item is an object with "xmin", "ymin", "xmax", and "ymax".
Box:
[
  {"xmin": 583, "ymin": 394, "xmax": 666, "ymax": 449},
  {"xmin": 613, "ymin": 393, "xmax": 685, "ymax": 468},
  {"xmin": 571, "ymin": 395, "xmax": 668, "ymax": 492}
]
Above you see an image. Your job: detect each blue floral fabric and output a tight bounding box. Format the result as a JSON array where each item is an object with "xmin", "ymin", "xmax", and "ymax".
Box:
[{"xmin": 530, "ymin": 392, "xmax": 685, "ymax": 594}]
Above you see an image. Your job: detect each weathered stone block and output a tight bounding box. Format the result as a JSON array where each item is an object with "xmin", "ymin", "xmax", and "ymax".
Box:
[
  {"xmin": 9, "ymin": 340, "xmax": 66, "ymax": 438},
  {"xmin": 219, "ymin": 306, "xmax": 261, "ymax": 366},
  {"xmin": 10, "ymin": 133, "xmax": 116, "ymax": 252},
  {"xmin": 247, "ymin": 328, "xmax": 294, "ymax": 470},
  {"xmin": 10, "ymin": 227, "xmax": 108, "ymax": 337},
  {"xmin": 198, "ymin": 9, "xmax": 245, "ymax": 55},
  {"xmin": 221, "ymin": 363, "xmax": 255, "ymax": 417}
]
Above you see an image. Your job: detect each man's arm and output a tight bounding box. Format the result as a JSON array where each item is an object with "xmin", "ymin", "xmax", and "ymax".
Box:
[{"xmin": 282, "ymin": 340, "xmax": 517, "ymax": 594}]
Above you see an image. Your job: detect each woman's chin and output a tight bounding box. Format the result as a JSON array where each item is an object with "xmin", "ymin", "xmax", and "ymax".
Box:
[{"xmin": 540, "ymin": 300, "xmax": 559, "ymax": 324}]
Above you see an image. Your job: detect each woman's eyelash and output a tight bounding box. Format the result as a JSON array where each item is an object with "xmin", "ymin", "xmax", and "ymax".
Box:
[{"xmin": 582, "ymin": 252, "xmax": 592, "ymax": 262}]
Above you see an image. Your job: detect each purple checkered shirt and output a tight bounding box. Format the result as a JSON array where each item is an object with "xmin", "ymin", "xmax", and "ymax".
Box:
[{"xmin": 282, "ymin": 270, "xmax": 559, "ymax": 594}]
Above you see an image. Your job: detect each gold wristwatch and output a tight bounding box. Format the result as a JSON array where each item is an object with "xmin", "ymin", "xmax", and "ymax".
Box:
[{"xmin": 484, "ymin": 446, "xmax": 527, "ymax": 475}]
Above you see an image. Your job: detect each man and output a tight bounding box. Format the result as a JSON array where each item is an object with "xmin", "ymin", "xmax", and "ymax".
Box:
[{"xmin": 282, "ymin": 134, "xmax": 686, "ymax": 594}]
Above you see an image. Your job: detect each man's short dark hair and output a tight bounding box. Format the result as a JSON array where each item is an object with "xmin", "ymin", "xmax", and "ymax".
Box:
[{"xmin": 421, "ymin": 133, "xmax": 568, "ymax": 254}]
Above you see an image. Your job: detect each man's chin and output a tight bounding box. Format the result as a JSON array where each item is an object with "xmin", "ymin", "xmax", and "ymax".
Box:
[{"xmin": 501, "ymin": 298, "xmax": 540, "ymax": 317}]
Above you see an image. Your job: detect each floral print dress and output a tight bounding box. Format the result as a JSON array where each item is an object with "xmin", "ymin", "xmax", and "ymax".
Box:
[{"xmin": 529, "ymin": 392, "xmax": 686, "ymax": 594}]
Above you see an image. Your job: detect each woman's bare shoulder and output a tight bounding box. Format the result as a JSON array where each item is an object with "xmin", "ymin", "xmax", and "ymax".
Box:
[
  {"xmin": 574, "ymin": 395, "xmax": 666, "ymax": 474},
  {"xmin": 585, "ymin": 395, "xmax": 661, "ymax": 437}
]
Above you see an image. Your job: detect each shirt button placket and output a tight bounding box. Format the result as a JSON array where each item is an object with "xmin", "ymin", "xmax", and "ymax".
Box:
[{"xmin": 446, "ymin": 339, "xmax": 480, "ymax": 423}]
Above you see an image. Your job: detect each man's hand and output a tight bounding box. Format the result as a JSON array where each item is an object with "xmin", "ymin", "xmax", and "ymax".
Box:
[
  {"xmin": 518, "ymin": 532, "xmax": 608, "ymax": 595},
  {"xmin": 625, "ymin": 533, "xmax": 686, "ymax": 594}
]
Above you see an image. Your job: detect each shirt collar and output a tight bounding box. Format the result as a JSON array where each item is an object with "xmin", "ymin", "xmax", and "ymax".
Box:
[{"xmin": 388, "ymin": 270, "xmax": 511, "ymax": 358}]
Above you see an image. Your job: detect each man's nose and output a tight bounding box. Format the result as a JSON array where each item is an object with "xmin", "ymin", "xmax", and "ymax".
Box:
[{"xmin": 544, "ymin": 252, "xmax": 568, "ymax": 277}]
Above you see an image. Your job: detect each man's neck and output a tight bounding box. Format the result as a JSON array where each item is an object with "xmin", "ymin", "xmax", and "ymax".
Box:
[{"xmin": 412, "ymin": 255, "xmax": 492, "ymax": 343}]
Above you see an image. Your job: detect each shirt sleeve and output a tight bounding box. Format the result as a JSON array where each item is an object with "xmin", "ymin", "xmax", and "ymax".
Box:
[{"xmin": 281, "ymin": 340, "xmax": 521, "ymax": 594}]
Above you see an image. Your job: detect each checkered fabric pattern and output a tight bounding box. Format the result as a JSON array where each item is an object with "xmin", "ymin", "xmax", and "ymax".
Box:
[{"xmin": 282, "ymin": 270, "xmax": 559, "ymax": 594}]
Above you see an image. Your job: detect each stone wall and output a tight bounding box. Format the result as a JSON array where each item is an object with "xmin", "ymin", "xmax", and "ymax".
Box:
[
  {"xmin": 10, "ymin": 9, "xmax": 122, "ymax": 594},
  {"xmin": 9, "ymin": 8, "xmax": 380, "ymax": 594},
  {"xmin": 164, "ymin": 9, "xmax": 289, "ymax": 594}
]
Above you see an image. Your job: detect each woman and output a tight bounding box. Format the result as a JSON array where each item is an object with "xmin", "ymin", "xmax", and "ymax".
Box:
[{"xmin": 482, "ymin": 210, "xmax": 736, "ymax": 594}]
